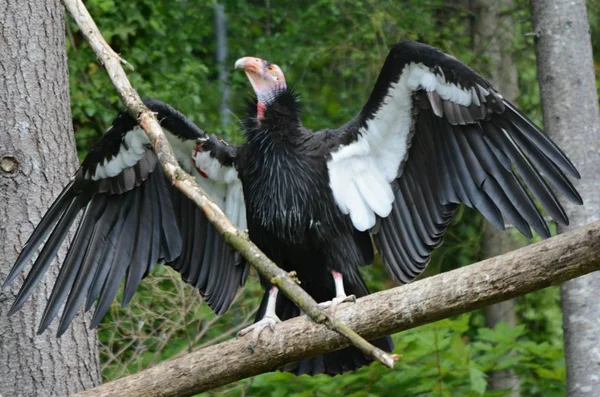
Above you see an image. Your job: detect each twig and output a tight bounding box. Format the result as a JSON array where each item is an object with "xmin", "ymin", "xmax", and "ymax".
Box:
[
  {"xmin": 76, "ymin": 221, "xmax": 600, "ymax": 397},
  {"xmin": 60, "ymin": 0, "xmax": 394, "ymax": 369}
]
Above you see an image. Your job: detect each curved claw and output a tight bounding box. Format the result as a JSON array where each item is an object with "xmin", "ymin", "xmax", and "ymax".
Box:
[{"xmin": 237, "ymin": 314, "xmax": 281, "ymax": 352}]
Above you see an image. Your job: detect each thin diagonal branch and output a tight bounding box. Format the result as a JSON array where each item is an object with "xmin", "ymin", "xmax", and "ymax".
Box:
[
  {"xmin": 61, "ymin": 0, "xmax": 394, "ymax": 370},
  {"xmin": 76, "ymin": 221, "xmax": 600, "ymax": 397}
]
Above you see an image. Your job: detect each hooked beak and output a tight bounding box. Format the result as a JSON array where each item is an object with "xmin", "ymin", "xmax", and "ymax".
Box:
[
  {"xmin": 234, "ymin": 56, "xmax": 286, "ymax": 104},
  {"xmin": 234, "ymin": 57, "xmax": 267, "ymax": 74}
]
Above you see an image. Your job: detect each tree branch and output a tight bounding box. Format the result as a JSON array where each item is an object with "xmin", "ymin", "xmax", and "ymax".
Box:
[
  {"xmin": 60, "ymin": 0, "xmax": 394, "ymax": 369},
  {"xmin": 76, "ymin": 221, "xmax": 600, "ymax": 397}
]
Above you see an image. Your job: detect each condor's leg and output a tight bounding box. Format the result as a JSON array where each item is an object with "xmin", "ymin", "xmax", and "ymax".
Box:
[
  {"xmin": 316, "ymin": 270, "xmax": 357, "ymax": 315},
  {"xmin": 237, "ymin": 286, "xmax": 281, "ymax": 351}
]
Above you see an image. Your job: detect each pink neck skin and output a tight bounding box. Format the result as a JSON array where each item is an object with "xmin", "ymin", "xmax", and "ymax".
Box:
[{"xmin": 257, "ymin": 101, "xmax": 267, "ymax": 123}]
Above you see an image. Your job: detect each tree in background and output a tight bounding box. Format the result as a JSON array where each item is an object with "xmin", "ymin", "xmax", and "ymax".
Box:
[
  {"xmin": 214, "ymin": 1, "xmax": 231, "ymax": 127},
  {"xmin": 0, "ymin": 0, "xmax": 100, "ymax": 395},
  {"xmin": 532, "ymin": 0, "xmax": 600, "ymax": 394},
  {"xmin": 468, "ymin": 0, "xmax": 524, "ymax": 395}
]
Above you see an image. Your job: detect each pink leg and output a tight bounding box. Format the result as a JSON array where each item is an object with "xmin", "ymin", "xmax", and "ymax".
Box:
[
  {"xmin": 317, "ymin": 270, "xmax": 357, "ymax": 315},
  {"xmin": 237, "ymin": 286, "xmax": 281, "ymax": 352}
]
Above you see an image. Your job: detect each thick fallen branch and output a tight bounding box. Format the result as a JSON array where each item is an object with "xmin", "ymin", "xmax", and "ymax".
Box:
[
  {"xmin": 76, "ymin": 220, "xmax": 600, "ymax": 397},
  {"xmin": 60, "ymin": 0, "xmax": 393, "ymax": 369}
]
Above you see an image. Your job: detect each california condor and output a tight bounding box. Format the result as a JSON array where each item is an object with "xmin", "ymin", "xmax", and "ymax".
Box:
[{"xmin": 3, "ymin": 41, "xmax": 581, "ymax": 376}]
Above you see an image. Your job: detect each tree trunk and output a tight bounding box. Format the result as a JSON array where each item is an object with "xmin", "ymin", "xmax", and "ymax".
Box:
[
  {"xmin": 470, "ymin": 0, "xmax": 521, "ymax": 395},
  {"xmin": 214, "ymin": 1, "xmax": 230, "ymax": 127},
  {"xmin": 531, "ymin": 0, "xmax": 600, "ymax": 395},
  {"xmin": 481, "ymin": 228, "xmax": 524, "ymax": 395},
  {"xmin": 0, "ymin": 0, "xmax": 100, "ymax": 396}
]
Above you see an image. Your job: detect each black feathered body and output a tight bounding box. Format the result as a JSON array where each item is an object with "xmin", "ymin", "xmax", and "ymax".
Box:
[{"xmin": 237, "ymin": 92, "xmax": 373, "ymax": 299}]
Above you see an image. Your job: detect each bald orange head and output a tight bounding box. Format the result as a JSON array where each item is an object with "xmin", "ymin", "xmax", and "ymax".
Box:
[{"xmin": 235, "ymin": 57, "xmax": 286, "ymax": 105}]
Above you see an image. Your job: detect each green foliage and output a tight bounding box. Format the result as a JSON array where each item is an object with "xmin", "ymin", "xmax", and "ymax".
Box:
[
  {"xmin": 97, "ymin": 266, "xmax": 264, "ymax": 380},
  {"xmin": 64, "ymin": 0, "xmax": 585, "ymax": 395}
]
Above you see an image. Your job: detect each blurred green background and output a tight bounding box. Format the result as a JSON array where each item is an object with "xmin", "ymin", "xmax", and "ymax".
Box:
[{"xmin": 66, "ymin": 0, "xmax": 600, "ymax": 395}]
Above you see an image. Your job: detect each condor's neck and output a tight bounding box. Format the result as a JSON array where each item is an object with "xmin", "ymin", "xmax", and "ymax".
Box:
[{"xmin": 244, "ymin": 91, "xmax": 304, "ymax": 143}]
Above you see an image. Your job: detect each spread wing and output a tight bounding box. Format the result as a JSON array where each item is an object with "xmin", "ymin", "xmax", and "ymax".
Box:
[
  {"xmin": 324, "ymin": 41, "xmax": 581, "ymax": 284},
  {"xmin": 3, "ymin": 99, "xmax": 247, "ymax": 336}
]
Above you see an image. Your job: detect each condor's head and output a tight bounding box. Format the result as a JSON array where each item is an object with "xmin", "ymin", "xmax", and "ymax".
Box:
[{"xmin": 235, "ymin": 56, "xmax": 299, "ymax": 125}]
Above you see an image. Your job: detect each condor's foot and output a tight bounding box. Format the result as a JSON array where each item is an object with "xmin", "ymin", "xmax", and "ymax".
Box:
[
  {"xmin": 237, "ymin": 286, "xmax": 281, "ymax": 352},
  {"xmin": 317, "ymin": 294, "xmax": 357, "ymax": 315},
  {"xmin": 238, "ymin": 314, "xmax": 281, "ymax": 352},
  {"xmin": 317, "ymin": 270, "xmax": 357, "ymax": 315}
]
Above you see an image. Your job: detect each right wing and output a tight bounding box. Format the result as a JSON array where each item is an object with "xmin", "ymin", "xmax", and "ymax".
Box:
[
  {"xmin": 3, "ymin": 99, "xmax": 247, "ymax": 336},
  {"xmin": 321, "ymin": 41, "xmax": 581, "ymax": 284}
]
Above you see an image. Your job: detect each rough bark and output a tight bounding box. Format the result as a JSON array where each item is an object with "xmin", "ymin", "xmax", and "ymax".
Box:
[
  {"xmin": 531, "ymin": 1, "xmax": 600, "ymax": 395},
  {"xmin": 60, "ymin": 0, "xmax": 395, "ymax": 370},
  {"xmin": 470, "ymin": 1, "xmax": 521, "ymax": 395},
  {"xmin": 0, "ymin": 0, "xmax": 100, "ymax": 396},
  {"xmin": 76, "ymin": 220, "xmax": 600, "ymax": 397}
]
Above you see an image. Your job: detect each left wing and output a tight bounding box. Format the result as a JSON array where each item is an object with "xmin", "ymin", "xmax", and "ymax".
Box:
[
  {"xmin": 3, "ymin": 99, "xmax": 247, "ymax": 336},
  {"xmin": 324, "ymin": 40, "xmax": 582, "ymax": 284}
]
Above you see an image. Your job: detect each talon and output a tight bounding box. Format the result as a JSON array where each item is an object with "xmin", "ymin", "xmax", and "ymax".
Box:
[
  {"xmin": 237, "ymin": 287, "xmax": 281, "ymax": 352},
  {"xmin": 237, "ymin": 315, "xmax": 280, "ymax": 351},
  {"xmin": 316, "ymin": 271, "xmax": 358, "ymax": 315},
  {"xmin": 237, "ymin": 327, "xmax": 250, "ymax": 338}
]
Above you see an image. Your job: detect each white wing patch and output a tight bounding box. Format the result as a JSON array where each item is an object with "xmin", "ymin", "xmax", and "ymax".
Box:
[
  {"xmin": 165, "ymin": 128, "xmax": 196, "ymax": 173},
  {"xmin": 328, "ymin": 63, "xmax": 475, "ymax": 231},
  {"xmin": 163, "ymin": 129, "xmax": 247, "ymax": 229},
  {"xmin": 91, "ymin": 126, "xmax": 149, "ymax": 181},
  {"xmin": 189, "ymin": 142, "xmax": 247, "ymax": 230},
  {"xmin": 191, "ymin": 150, "xmax": 239, "ymax": 183},
  {"xmin": 404, "ymin": 63, "xmax": 473, "ymax": 106}
]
